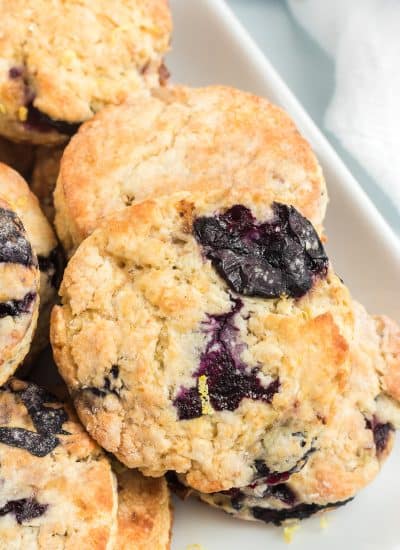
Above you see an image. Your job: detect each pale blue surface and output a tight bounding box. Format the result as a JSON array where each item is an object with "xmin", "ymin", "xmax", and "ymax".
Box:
[{"xmin": 227, "ymin": 0, "xmax": 400, "ymax": 234}]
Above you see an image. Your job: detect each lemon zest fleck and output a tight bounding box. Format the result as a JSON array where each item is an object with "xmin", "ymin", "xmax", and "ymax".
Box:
[
  {"xmin": 320, "ymin": 515, "xmax": 329, "ymax": 529},
  {"xmin": 62, "ymin": 49, "xmax": 77, "ymax": 66},
  {"xmin": 198, "ymin": 375, "xmax": 213, "ymax": 416},
  {"xmin": 283, "ymin": 523, "xmax": 300, "ymax": 544},
  {"xmin": 18, "ymin": 106, "xmax": 28, "ymax": 122},
  {"xmin": 0, "ymin": 103, "xmax": 6, "ymax": 115},
  {"xmin": 14, "ymin": 196, "xmax": 28, "ymax": 209}
]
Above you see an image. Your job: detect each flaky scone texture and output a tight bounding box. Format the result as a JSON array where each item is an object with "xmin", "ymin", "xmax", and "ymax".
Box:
[
  {"xmin": 51, "ymin": 186, "xmax": 354, "ymax": 494},
  {"xmin": 0, "ymin": 197, "xmax": 39, "ymax": 384},
  {"xmin": 54, "ymin": 85, "xmax": 328, "ymax": 255},
  {"xmin": 116, "ymin": 468, "xmax": 172, "ymax": 550},
  {"xmin": 0, "ymin": 0, "xmax": 172, "ymax": 144},
  {"xmin": 0, "ymin": 379, "xmax": 118, "ymax": 550},
  {"xmin": 0, "ymin": 164, "xmax": 60, "ymax": 360},
  {"xmin": 195, "ymin": 302, "xmax": 400, "ymax": 521}
]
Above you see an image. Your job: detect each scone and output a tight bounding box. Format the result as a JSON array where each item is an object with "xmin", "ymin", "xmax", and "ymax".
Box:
[
  {"xmin": 54, "ymin": 85, "xmax": 328, "ymax": 255},
  {"xmin": 0, "ymin": 0, "xmax": 172, "ymax": 145},
  {"xmin": 31, "ymin": 146, "xmax": 63, "ymax": 223},
  {"xmin": 0, "ymin": 198, "xmax": 39, "ymax": 384},
  {"xmin": 0, "ymin": 378, "xmax": 118, "ymax": 549},
  {"xmin": 0, "ymin": 379, "xmax": 172, "ymax": 549},
  {"xmin": 0, "ymin": 137, "xmax": 35, "ymax": 179},
  {"xmin": 187, "ymin": 303, "xmax": 400, "ymax": 524},
  {"xmin": 52, "ymin": 185, "xmax": 364, "ymax": 494},
  {"xmin": 0, "ymin": 164, "xmax": 62, "ymax": 360},
  {"xmin": 115, "ymin": 467, "xmax": 172, "ymax": 550}
]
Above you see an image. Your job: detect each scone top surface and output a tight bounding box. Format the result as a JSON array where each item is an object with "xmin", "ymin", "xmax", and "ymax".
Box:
[
  {"xmin": 51, "ymin": 185, "xmax": 353, "ymax": 493},
  {"xmin": 116, "ymin": 468, "xmax": 172, "ymax": 550},
  {"xmin": 0, "ymin": 379, "xmax": 118, "ymax": 549},
  {"xmin": 0, "ymin": 0, "xmax": 172, "ymax": 145},
  {"xmin": 197, "ymin": 302, "xmax": 400, "ymax": 522},
  {"xmin": 54, "ymin": 85, "xmax": 328, "ymax": 254},
  {"xmin": 0, "ymin": 195, "xmax": 39, "ymax": 383}
]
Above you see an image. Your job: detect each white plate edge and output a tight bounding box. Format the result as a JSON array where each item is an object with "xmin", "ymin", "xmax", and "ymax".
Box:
[{"xmin": 205, "ymin": 0, "xmax": 400, "ymax": 257}]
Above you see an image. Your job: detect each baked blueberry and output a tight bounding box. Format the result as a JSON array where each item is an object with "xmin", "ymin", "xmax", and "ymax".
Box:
[
  {"xmin": 174, "ymin": 297, "xmax": 280, "ymax": 419},
  {"xmin": 0, "ymin": 379, "xmax": 118, "ymax": 546},
  {"xmin": 194, "ymin": 203, "xmax": 328, "ymax": 299},
  {"xmin": 52, "ymin": 187, "xmax": 379, "ymax": 495},
  {"xmin": 0, "ymin": 498, "xmax": 48, "ymax": 524}
]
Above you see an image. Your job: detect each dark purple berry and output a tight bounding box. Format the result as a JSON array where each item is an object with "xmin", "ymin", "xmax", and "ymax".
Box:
[
  {"xmin": 0, "ymin": 208, "xmax": 35, "ymax": 267},
  {"xmin": 25, "ymin": 103, "xmax": 80, "ymax": 136},
  {"xmin": 253, "ymin": 447, "xmax": 315, "ymax": 485},
  {"xmin": 86, "ymin": 387, "xmax": 107, "ymax": 398},
  {"xmin": 9, "ymin": 67, "xmax": 23, "ymax": 79},
  {"xmin": 0, "ymin": 382, "xmax": 69, "ymax": 457},
  {"xmin": 174, "ymin": 387, "xmax": 202, "ymax": 420},
  {"xmin": 0, "ymin": 292, "xmax": 37, "ymax": 318},
  {"xmin": 17, "ymin": 384, "xmax": 68, "ymax": 437},
  {"xmin": 365, "ymin": 417, "xmax": 394, "ymax": 455},
  {"xmin": 252, "ymin": 498, "xmax": 352, "ymax": 526},
  {"xmin": 110, "ymin": 365, "xmax": 120, "ymax": 378},
  {"xmin": 194, "ymin": 203, "xmax": 328, "ymax": 299},
  {"xmin": 83, "ymin": 368, "xmax": 125, "ymax": 401},
  {"xmin": 173, "ymin": 298, "xmax": 280, "ymax": 420},
  {"xmin": 0, "ymin": 428, "xmax": 59, "ymax": 457},
  {"xmin": 267, "ymin": 484, "xmax": 297, "ymax": 506},
  {"xmin": 0, "ymin": 498, "xmax": 48, "ymax": 524}
]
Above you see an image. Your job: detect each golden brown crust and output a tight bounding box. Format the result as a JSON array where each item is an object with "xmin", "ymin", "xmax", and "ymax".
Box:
[
  {"xmin": 196, "ymin": 302, "xmax": 399, "ymax": 519},
  {"xmin": 31, "ymin": 146, "xmax": 63, "ymax": 223},
  {"xmin": 0, "ymin": 0, "xmax": 172, "ymax": 144},
  {"xmin": 54, "ymin": 85, "xmax": 328, "ymax": 255},
  {"xmin": 51, "ymin": 186, "xmax": 352, "ymax": 494},
  {"xmin": 373, "ymin": 314, "xmax": 400, "ymax": 402},
  {"xmin": 116, "ymin": 470, "xmax": 172, "ymax": 550},
  {"xmin": 0, "ymin": 379, "xmax": 118, "ymax": 549}
]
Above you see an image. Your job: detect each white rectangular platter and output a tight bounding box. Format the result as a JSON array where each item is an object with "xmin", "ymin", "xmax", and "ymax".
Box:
[{"xmin": 167, "ymin": 1, "xmax": 400, "ymax": 549}]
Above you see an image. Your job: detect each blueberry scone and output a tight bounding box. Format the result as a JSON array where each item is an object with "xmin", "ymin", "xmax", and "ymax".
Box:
[
  {"xmin": 51, "ymin": 184, "xmax": 373, "ymax": 498},
  {"xmin": 0, "ymin": 378, "xmax": 118, "ymax": 549},
  {"xmin": 0, "ymin": 197, "xmax": 39, "ymax": 384},
  {"xmin": 31, "ymin": 146, "xmax": 63, "ymax": 223},
  {"xmin": 54, "ymin": 85, "xmax": 328, "ymax": 255},
  {"xmin": 0, "ymin": 0, "xmax": 172, "ymax": 145},
  {"xmin": 0, "ymin": 379, "xmax": 173, "ymax": 549},
  {"xmin": 0, "ymin": 137, "xmax": 35, "ymax": 179},
  {"xmin": 178, "ymin": 303, "xmax": 400, "ymax": 524},
  {"xmin": 115, "ymin": 467, "xmax": 172, "ymax": 550},
  {"xmin": 0, "ymin": 164, "xmax": 62, "ymax": 361}
]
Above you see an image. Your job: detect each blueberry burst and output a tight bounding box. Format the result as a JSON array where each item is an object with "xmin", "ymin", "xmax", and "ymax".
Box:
[
  {"xmin": 194, "ymin": 203, "xmax": 328, "ymax": 299},
  {"xmin": 174, "ymin": 298, "xmax": 280, "ymax": 420}
]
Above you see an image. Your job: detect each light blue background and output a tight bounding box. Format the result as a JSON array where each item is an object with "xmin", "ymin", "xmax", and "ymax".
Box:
[{"xmin": 228, "ymin": 0, "xmax": 400, "ymax": 235}]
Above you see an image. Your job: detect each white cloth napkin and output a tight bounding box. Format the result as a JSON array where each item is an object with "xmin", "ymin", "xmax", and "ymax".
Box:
[{"xmin": 287, "ymin": 0, "xmax": 400, "ymax": 211}]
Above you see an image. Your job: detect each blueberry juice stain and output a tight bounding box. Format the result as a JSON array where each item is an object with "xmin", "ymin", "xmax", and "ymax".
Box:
[{"xmin": 173, "ymin": 297, "xmax": 280, "ymax": 420}]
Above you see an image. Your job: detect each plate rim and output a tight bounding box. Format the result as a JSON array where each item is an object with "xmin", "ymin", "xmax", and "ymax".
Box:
[{"xmin": 198, "ymin": 0, "xmax": 400, "ymax": 258}]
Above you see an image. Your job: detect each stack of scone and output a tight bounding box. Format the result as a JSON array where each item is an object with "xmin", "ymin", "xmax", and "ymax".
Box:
[{"xmin": 0, "ymin": 1, "xmax": 398, "ymax": 547}]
